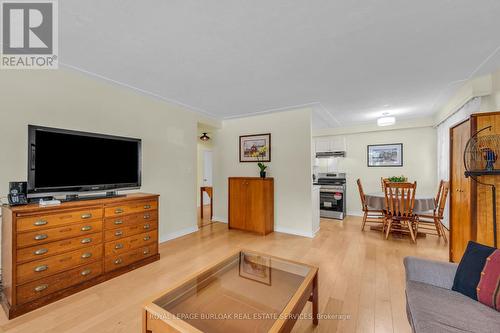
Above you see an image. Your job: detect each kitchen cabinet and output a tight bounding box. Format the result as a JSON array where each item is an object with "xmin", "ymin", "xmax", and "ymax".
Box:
[{"xmin": 314, "ymin": 136, "xmax": 346, "ymax": 153}]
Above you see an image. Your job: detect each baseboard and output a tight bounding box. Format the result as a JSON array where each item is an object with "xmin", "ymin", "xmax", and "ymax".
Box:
[
  {"xmin": 348, "ymin": 211, "xmax": 363, "ymax": 217},
  {"xmin": 212, "ymin": 216, "xmax": 228, "ymax": 223},
  {"xmin": 274, "ymin": 226, "xmax": 315, "ymax": 238},
  {"xmin": 160, "ymin": 225, "xmax": 199, "ymax": 243}
]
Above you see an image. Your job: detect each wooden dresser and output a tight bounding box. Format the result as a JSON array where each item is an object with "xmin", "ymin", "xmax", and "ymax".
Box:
[
  {"xmin": 1, "ymin": 193, "xmax": 160, "ymax": 318},
  {"xmin": 228, "ymin": 177, "xmax": 274, "ymax": 235}
]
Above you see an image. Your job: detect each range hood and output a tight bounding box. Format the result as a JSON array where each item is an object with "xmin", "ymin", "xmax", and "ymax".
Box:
[{"xmin": 316, "ymin": 151, "xmax": 346, "ymax": 158}]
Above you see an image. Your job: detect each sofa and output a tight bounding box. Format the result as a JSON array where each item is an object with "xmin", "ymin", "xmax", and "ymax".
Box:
[{"xmin": 404, "ymin": 256, "xmax": 500, "ymax": 333}]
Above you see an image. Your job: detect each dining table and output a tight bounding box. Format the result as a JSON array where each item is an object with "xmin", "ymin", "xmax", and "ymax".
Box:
[{"xmin": 364, "ymin": 192, "xmax": 436, "ymax": 237}]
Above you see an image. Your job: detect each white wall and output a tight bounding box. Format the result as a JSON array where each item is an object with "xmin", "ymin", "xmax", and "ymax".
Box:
[
  {"xmin": 316, "ymin": 126, "xmax": 437, "ymax": 215},
  {"xmin": 0, "ymin": 69, "xmax": 218, "ymax": 243},
  {"xmin": 213, "ymin": 108, "xmax": 314, "ymax": 237}
]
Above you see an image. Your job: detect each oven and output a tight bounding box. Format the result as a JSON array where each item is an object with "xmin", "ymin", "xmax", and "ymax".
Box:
[{"xmin": 316, "ymin": 173, "xmax": 347, "ymax": 220}]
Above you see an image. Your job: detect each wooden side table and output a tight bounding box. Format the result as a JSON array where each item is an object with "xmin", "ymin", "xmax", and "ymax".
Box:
[{"xmin": 200, "ymin": 186, "xmax": 213, "ymax": 220}]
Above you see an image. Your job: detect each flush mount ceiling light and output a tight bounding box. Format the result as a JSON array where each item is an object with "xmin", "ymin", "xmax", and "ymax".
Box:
[
  {"xmin": 200, "ymin": 132, "xmax": 210, "ymax": 141},
  {"xmin": 377, "ymin": 114, "xmax": 396, "ymax": 127}
]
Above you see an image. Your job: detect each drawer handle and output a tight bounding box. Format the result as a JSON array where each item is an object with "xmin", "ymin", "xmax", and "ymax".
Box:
[
  {"xmin": 34, "ymin": 265, "xmax": 48, "ymax": 272},
  {"xmin": 114, "ymin": 220, "xmax": 123, "ymax": 225},
  {"xmin": 81, "ymin": 252, "xmax": 92, "ymax": 259},
  {"xmin": 34, "ymin": 234, "xmax": 48, "ymax": 241},
  {"xmin": 114, "ymin": 258, "xmax": 123, "ymax": 265},
  {"xmin": 34, "ymin": 284, "xmax": 48, "ymax": 292},
  {"xmin": 115, "ymin": 243, "xmax": 124, "ymax": 250},
  {"xmin": 114, "ymin": 230, "xmax": 123, "ymax": 237},
  {"xmin": 81, "ymin": 225, "xmax": 92, "ymax": 231},
  {"xmin": 143, "ymin": 223, "xmax": 151, "ymax": 230},
  {"xmin": 81, "ymin": 213, "xmax": 92, "ymax": 219},
  {"xmin": 81, "ymin": 238, "xmax": 92, "ymax": 244},
  {"xmin": 143, "ymin": 235, "xmax": 151, "ymax": 241},
  {"xmin": 33, "ymin": 220, "xmax": 48, "ymax": 226},
  {"xmin": 114, "ymin": 208, "xmax": 124, "ymax": 214},
  {"xmin": 143, "ymin": 214, "xmax": 151, "ymax": 219},
  {"xmin": 144, "ymin": 204, "xmax": 151, "ymax": 209},
  {"xmin": 34, "ymin": 248, "xmax": 48, "ymax": 255},
  {"xmin": 80, "ymin": 269, "xmax": 92, "ymax": 276},
  {"xmin": 143, "ymin": 248, "xmax": 150, "ymax": 255}
]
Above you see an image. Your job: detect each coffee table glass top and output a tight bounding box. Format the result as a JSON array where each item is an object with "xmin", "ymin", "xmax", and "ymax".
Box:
[{"xmin": 153, "ymin": 251, "xmax": 312, "ymax": 333}]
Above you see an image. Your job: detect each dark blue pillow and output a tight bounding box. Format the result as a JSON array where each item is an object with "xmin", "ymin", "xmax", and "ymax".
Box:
[{"xmin": 452, "ymin": 241, "xmax": 496, "ymax": 300}]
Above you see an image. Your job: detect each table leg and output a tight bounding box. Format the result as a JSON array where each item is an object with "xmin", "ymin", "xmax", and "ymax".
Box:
[
  {"xmin": 312, "ymin": 273, "xmax": 318, "ymax": 325},
  {"xmin": 200, "ymin": 188, "xmax": 204, "ymax": 219},
  {"xmin": 210, "ymin": 195, "xmax": 213, "ymax": 221}
]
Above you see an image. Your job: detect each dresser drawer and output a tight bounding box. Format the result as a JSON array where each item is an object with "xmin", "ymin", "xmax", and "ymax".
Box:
[
  {"xmin": 104, "ymin": 200, "xmax": 157, "ymax": 218},
  {"xmin": 104, "ymin": 220, "xmax": 157, "ymax": 241},
  {"xmin": 17, "ymin": 244, "xmax": 103, "ymax": 285},
  {"xmin": 17, "ymin": 261, "xmax": 103, "ymax": 305},
  {"xmin": 105, "ymin": 230, "xmax": 157, "ymax": 256},
  {"xmin": 105, "ymin": 244, "xmax": 157, "ymax": 273},
  {"xmin": 104, "ymin": 210, "xmax": 158, "ymax": 230},
  {"xmin": 17, "ymin": 220, "xmax": 102, "ymax": 249},
  {"xmin": 17, "ymin": 208, "xmax": 103, "ymax": 232},
  {"xmin": 17, "ymin": 232, "xmax": 103, "ymax": 264}
]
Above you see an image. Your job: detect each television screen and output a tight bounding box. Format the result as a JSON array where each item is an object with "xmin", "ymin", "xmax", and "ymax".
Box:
[{"xmin": 28, "ymin": 126, "xmax": 141, "ymax": 194}]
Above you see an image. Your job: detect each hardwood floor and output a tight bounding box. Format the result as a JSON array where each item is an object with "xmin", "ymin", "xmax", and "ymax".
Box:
[{"xmin": 0, "ymin": 216, "xmax": 448, "ymax": 333}]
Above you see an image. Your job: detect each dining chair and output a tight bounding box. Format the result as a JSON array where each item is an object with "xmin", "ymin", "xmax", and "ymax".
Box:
[
  {"xmin": 380, "ymin": 177, "xmax": 390, "ymax": 191},
  {"xmin": 383, "ymin": 181, "xmax": 418, "ymax": 243},
  {"xmin": 357, "ymin": 179, "xmax": 385, "ymax": 231},
  {"xmin": 417, "ymin": 181, "xmax": 449, "ymax": 242}
]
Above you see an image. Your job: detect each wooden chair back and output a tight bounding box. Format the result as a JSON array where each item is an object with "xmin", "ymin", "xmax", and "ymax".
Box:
[
  {"xmin": 384, "ymin": 182, "xmax": 417, "ymax": 218},
  {"xmin": 434, "ymin": 180, "xmax": 444, "ymax": 209},
  {"xmin": 381, "ymin": 177, "xmax": 390, "ymax": 191},
  {"xmin": 357, "ymin": 179, "xmax": 367, "ymax": 211},
  {"xmin": 436, "ymin": 181, "xmax": 449, "ymax": 218}
]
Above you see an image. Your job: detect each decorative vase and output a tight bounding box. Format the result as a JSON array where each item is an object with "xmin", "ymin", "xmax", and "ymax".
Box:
[{"xmin": 260, "ymin": 171, "xmax": 266, "ymax": 178}]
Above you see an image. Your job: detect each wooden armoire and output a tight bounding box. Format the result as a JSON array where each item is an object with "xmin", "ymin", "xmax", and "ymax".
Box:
[
  {"xmin": 228, "ymin": 177, "xmax": 274, "ymax": 235},
  {"xmin": 450, "ymin": 112, "xmax": 500, "ymax": 262}
]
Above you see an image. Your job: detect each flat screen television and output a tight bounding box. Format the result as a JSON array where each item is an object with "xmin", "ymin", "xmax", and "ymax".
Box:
[{"xmin": 28, "ymin": 125, "xmax": 141, "ymax": 197}]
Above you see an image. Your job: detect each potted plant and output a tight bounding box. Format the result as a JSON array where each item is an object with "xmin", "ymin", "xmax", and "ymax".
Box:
[
  {"xmin": 388, "ymin": 175, "xmax": 407, "ymax": 182},
  {"xmin": 255, "ymin": 146, "xmax": 268, "ymax": 178}
]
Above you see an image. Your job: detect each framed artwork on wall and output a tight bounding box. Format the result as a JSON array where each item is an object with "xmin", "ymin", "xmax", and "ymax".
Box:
[
  {"xmin": 367, "ymin": 143, "xmax": 403, "ymax": 167},
  {"xmin": 239, "ymin": 133, "xmax": 271, "ymax": 162}
]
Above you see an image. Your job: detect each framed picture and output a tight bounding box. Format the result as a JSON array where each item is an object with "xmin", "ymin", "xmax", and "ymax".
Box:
[
  {"xmin": 367, "ymin": 143, "xmax": 403, "ymax": 167},
  {"xmin": 238, "ymin": 252, "xmax": 272, "ymax": 285},
  {"xmin": 239, "ymin": 133, "xmax": 271, "ymax": 162}
]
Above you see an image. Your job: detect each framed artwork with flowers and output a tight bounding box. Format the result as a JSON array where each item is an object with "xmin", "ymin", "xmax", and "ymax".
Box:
[{"xmin": 239, "ymin": 133, "xmax": 271, "ymax": 162}]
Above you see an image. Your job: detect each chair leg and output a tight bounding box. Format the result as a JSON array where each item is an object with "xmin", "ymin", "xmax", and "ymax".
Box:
[
  {"xmin": 385, "ymin": 219, "xmax": 392, "ymax": 239},
  {"xmin": 361, "ymin": 211, "xmax": 367, "ymax": 231},
  {"xmin": 408, "ymin": 220, "xmax": 416, "ymax": 243},
  {"xmin": 439, "ymin": 221, "xmax": 448, "ymax": 242},
  {"xmin": 433, "ymin": 217, "xmax": 442, "ymax": 237}
]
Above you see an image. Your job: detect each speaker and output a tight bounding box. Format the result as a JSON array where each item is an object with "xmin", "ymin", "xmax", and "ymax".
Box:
[{"xmin": 8, "ymin": 181, "xmax": 28, "ymax": 206}]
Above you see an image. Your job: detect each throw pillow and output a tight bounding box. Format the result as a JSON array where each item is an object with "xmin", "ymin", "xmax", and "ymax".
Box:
[
  {"xmin": 477, "ymin": 249, "xmax": 500, "ymax": 311},
  {"xmin": 452, "ymin": 241, "xmax": 496, "ymax": 300}
]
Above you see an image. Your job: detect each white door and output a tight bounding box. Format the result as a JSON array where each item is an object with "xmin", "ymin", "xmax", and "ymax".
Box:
[{"xmin": 203, "ymin": 150, "xmax": 213, "ymax": 204}]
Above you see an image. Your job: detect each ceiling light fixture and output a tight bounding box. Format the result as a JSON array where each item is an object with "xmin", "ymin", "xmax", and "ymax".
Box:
[
  {"xmin": 377, "ymin": 116, "xmax": 396, "ymax": 127},
  {"xmin": 200, "ymin": 132, "xmax": 210, "ymax": 141}
]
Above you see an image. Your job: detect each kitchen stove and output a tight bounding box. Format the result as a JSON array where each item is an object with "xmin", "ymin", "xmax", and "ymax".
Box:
[{"xmin": 315, "ymin": 173, "xmax": 347, "ymax": 219}]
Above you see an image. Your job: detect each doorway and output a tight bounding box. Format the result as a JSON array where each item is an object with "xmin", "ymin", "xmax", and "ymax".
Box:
[{"xmin": 197, "ymin": 124, "xmax": 215, "ymax": 228}]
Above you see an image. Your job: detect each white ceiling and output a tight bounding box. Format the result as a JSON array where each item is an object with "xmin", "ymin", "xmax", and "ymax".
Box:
[{"xmin": 60, "ymin": 1, "xmax": 500, "ymax": 127}]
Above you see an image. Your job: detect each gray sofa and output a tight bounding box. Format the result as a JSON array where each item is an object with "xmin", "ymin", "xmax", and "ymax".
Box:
[{"xmin": 404, "ymin": 256, "xmax": 500, "ymax": 333}]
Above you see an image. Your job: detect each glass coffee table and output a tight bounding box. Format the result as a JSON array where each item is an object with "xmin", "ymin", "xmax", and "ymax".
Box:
[{"xmin": 143, "ymin": 250, "xmax": 319, "ymax": 333}]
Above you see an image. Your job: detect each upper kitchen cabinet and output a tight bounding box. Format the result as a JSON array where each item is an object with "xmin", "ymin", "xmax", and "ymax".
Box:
[{"xmin": 314, "ymin": 136, "xmax": 346, "ymax": 153}]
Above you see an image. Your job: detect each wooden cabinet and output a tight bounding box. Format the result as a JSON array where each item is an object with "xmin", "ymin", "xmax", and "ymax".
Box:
[
  {"xmin": 1, "ymin": 193, "xmax": 160, "ymax": 319},
  {"xmin": 450, "ymin": 112, "xmax": 500, "ymax": 262},
  {"xmin": 450, "ymin": 119, "xmax": 473, "ymax": 262},
  {"xmin": 228, "ymin": 177, "xmax": 274, "ymax": 235}
]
